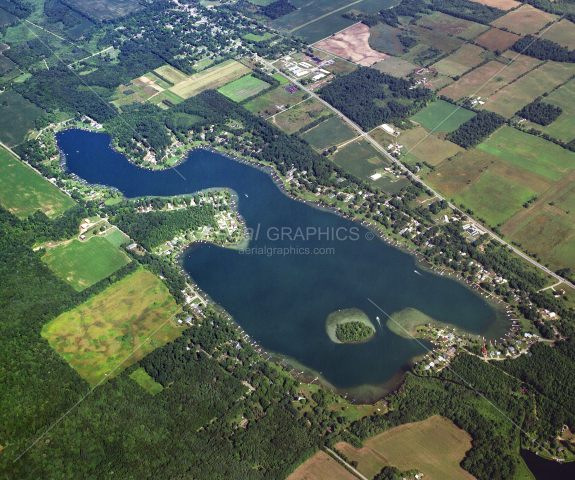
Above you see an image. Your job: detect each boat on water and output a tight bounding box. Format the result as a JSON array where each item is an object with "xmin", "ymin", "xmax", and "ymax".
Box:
[{"xmin": 245, "ymin": 194, "xmax": 248, "ymax": 197}]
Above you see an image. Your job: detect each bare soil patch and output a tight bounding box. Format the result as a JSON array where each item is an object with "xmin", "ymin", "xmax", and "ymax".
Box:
[
  {"xmin": 469, "ymin": 0, "xmax": 520, "ymax": 10},
  {"xmin": 286, "ymin": 450, "xmax": 358, "ymax": 480},
  {"xmin": 315, "ymin": 23, "xmax": 389, "ymax": 66}
]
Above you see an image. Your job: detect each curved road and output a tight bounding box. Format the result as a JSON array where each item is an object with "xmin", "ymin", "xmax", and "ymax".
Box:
[{"xmin": 257, "ymin": 56, "xmax": 575, "ymax": 291}]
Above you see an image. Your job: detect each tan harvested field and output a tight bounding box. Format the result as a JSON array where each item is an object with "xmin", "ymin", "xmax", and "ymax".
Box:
[
  {"xmin": 372, "ymin": 57, "xmax": 417, "ymax": 77},
  {"xmin": 336, "ymin": 416, "xmax": 476, "ymax": 480},
  {"xmin": 286, "ymin": 450, "xmax": 358, "ymax": 480},
  {"xmin": 416, "ymin": 12, "xmax": 490, "ymax": 39},
  {"xmin": 432, "ymin": 44, "xmax": 486, "ymax": 77},
  {"xmin": 138, "ymin": 75, "xmax": 164, "ymax": 92},
  {"xmin": 399, "ymin": 127, "xmax": 465, "ymax": 166},
  {"xmin": 315, "ymin": 23, "xmax": 389, "ymax": 66},
  {"xmin": 469, "ymin": 0, "xmax": 520, "ymax": 9},
  {"xmin": 438, "ymin": 55, "xmax": 541, "ymax": 101},
  {"xmin": 482, "ymin": 61, "xmax": 575, "ymax": 117},
  {"xmin": 154, "ymin": 65, "xmax": 188, "ymax": 84},
  {"xmin": 539, "ymin": 18, "xmax": 575, "ymax": 49},
  {"xmin": 475, "ymin": 28, "xmax": 521, "ymax": 51},
  {"xmin": 169, "ymin": 60, "xmax": 250, "ymax": 99},
  {"xmin": 490, "ymin": 5, "xmax": 559, "ymax": 36}
]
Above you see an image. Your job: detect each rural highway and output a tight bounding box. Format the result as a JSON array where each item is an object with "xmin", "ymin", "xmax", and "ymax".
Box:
[{"xmin": 257, "ymin": 56, "xmax": 575, "ymax": 292}]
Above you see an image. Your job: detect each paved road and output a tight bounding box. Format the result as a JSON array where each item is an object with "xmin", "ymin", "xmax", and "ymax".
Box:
[
  {"xmin": 257, "ymin": 56, "xmax": 575, "ymax": 292},
  {"xmin": 325, "ymin": 448, "xmax": 369, "ymax": 480}
]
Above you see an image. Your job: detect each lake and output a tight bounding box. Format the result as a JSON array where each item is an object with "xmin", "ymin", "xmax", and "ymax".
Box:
[{"xmin": 58, "ymin": 129, "xmax": 508, "ymax": 402}]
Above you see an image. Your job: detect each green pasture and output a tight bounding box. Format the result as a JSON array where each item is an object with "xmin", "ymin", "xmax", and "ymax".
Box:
[
  {"xmin": 410, "ymin": 101, "xmax": 475, "ymax": 133},
  {"xmin": 332, "ymin": 139, "xmax": 389, "ymax": 180},
  {"xmin": 104, "ymin": 228, "xmax": 131, "ymax": 247},
  {"xmin": 129, "ymin": 367, "xmax": 164, "ymax": 395},
  {"xmin": 301, "ymin": 116, "xmax": 356, "ymax": 150},
  {"xmin": 217, "ymin": 75, "xmax": 270, "ymax": 102},
  {"xmin": 0, "ymin": 89, "xmax": 45, "ymax": 147}
]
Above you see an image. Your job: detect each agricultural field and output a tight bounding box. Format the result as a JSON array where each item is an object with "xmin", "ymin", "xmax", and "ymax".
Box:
[
  {"xmin": 539, "ymin": 18, "xmax": 575, "ymax": 49},
  {"xmin": 372, "ymin": 57, "xmax": 417, "ymax": 77},
  {"xmin": 154, "ymin": 65, "xmax": 188, "ymax": 85},
  {"xmin": 432, "ymin": 44, "xmax": 488, "ymax": 77},
  {"xmin": 0, "ymin": 146, "xmax": 75, "ymax": 218},
  {"xmin": 522, "ymin": 78, "xmax": 575, "ymax": 142},
  {"xmin": 63, "ymin": 0, "xmax": 144, "ymax": 21},
  {"xmin": 273, "ymin": 98, "xmax": 331, "ymax": 135},
  {"xmin": 397, "ymin": 126, "xmax": 465, "ymax": 166},
  {"xmin": 406, "ymin": 25, "xmax": 465, "ymax": 54},
  {"xmin": 454, "ymin": 171, "xmax": 538, "ymax": 226},
  {"xmin": 490, "ymin": 4, "xmax": 558, "ymax": 36},
  {"xmin": 416, "ymin": 12, "xmax": 490, "ymax": 40},
  {"xmin": 129, "ymin": 367, "xmax": 163, "ymax": 395},
  {"xmin": 244, "ymin": 85, "xmax": 307, "ymax": 116},
  {"xmin": 42, "ymin": 237, "xmax": 131, "ymax": 291},
  {"xmin": 243, "ymin": 32, "xmax": 275, "ymax": 41},
  {"xmin": 411, "ymin": 101, "xmax": 476, "ymax": 132},
  {"xmin": 272, "ymin": 73, "xmax": 289, "ymax": 84},
  {"xmin": 369, "ymin": 24, "xmax": 404, "ymax": 55},
  {"xmin": 0, "ymin": 89, "xmax": 45, "ymax": 147},
  {"xmin": 286, "ymin": 450, "xmax": 358, "ymax": 480},
  {"xmin": 474, "ymin": 28, "xmax": 521, "ymax": 52},
  {"xmin": 0, "ymin": 54, "xmax": 15, "ymax": 74},
  {"xmin": 41, "ymin": 269, "xmax": 181, "ymax": 385},
  {"xmin": 332, "ymin": 138, "xmax": 389, "ymax": 180},
  {"xmin": 112, "ymin": 78, "xmax": 163, "ymax": 109},
  {"xmin": 469, "ymin": 0, "xmax": 520, "ymax": 9},
  {"xmin": 301, "ymin": 116, "xmax": 357, "ymax": 150},
  {"xmin": 144, "ymin": 71, "xmax": 172, "ymax": 89},
  {"xmin": 482, "ymin": 61, "xmax": 575, "ymax": 118},
  {"xmin": 0, "ymin": 8, "xmax": 16, "ymax": 26},
  {"xmin": 270, "ymin": 0, "xmax": 357, "ymax": 32},
  {"xmin": 169, "ymin": 60, "xmax": 250, "ymax": 99},
  {"xmin": 314, "ymin": 23, "xmax": 389, "ymax": 67},
  {"xmin": 148, "ymin": 90, "xmax": 185, "ymax": 108},
  {"xmin": 217, "ymin": 75, "xmax": 270, "ymax": 102},
  {"xmin": 477, "ymin": 126, "xmax": 575, "ymax": 181},
  {"xmin": 322, "ymin": 58, "xmax": 357, "ymax": 75},
  {"xmin": 438, "ymin": 55, "xmax": 541, "ymax": 101},
  {"xmin": 287, "ymin": 0, "xmax": 395, "ymax": 44},
  {"xmin": 336, "ymin": 416, "xmax": 475, "ymax": 480}
]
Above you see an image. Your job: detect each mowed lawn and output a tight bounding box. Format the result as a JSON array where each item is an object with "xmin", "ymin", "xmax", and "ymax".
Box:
[
  {"xmin": 411, "ymin": 101, "xmax": 476, "ymax": 132},
  {"xmin": 478, "ymin": 126, "xmax": 575, "ymax": 181},
  {"xmin": 41, "ymin": 269, "xmax": 181, "ymax": 385},
  {"xmin": 42, "ymin": 237, "xmax": 131, "ymax": 291},
  {"xmin": 217, "ymin": 75, "xmax": 270, "ymax": 102},
  {"xmin": 0, "ymin": 146, "xmax": 75, "ymax": 218},
  {"xmin": 336, "ymin": 416, "xmax": 475, "ymax": 480},
  {"xmin": 169, "ymin": 60, "xmax": 250, "ymax": 99},
  {"xmin": 301, "ymin": 116, "xmax": 356, "ymax": 150}
]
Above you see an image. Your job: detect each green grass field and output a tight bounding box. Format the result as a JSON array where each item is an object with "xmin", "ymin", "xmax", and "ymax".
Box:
[
  {"xmin": 129, "ymin": 367, "xmax": 164, "ymax": 395},
  {"xmin": 398, "ymin": 126, "xmax": 464, "ymax": 166},
  {"xmin": 272, "ymin": 73, "xmax": 289, "ymax": 84},
  {"xmin": 410, "ymin": 100, "xmax": 476, "ymax": 132},
  {"xmin": 41, "ymin": 269, "xmax": 181, "ymax": 385},
  {"xmin": 244, "ymin": 85, "xmax": 307, "ymax": 116},
  {"xmin": 42, "ymin": 237, "xmax": 131, "ymax": 291},
  {"xmin": 372, "ymin": 57, "xmax": 417, "ymax": 77},
  {"xmin": 454, "ymin": 171, "xmax": 537, "ymax": 226},
  {"xmin": 104, "ymin": 228, "xmax": 131, "ymax": 247},
  {"xmin": 0, "ymin": 90, "xmax": 45, "ymax": 147},
  {"xmin": 523, "ymin": 78, "xmax": 575, "ymax": 142},
  {"xmin": 218, "ymin": 75, "xmax": 270, "ymax": 102},
  {"xmin": 369, "ymin": 23, "xmax": 404, "ymax": 55},
  {"xmin": 243, "ymin": 32, "xmax": 275, "ymax": 41},
  {"xmin": 301, "ymin": 116, "xmax": 356, "ymax": 150},
  {"xmin": 273, "ymin": 98, "xmax": 331, "ymax": 134},
  {"xmin": 336, "ymin": 415, "xmax": 474, "ymax": 480},
  {"xmin": 332, "ymin": 139, "xmax": 390, "ymax": 180},
  {"xmin": 0, "ymin": 146, "xmax": 75, "ymax": 218},
  {"xmin": 478, "ymin": 126, "xmax": 575, "ymax": 181}
]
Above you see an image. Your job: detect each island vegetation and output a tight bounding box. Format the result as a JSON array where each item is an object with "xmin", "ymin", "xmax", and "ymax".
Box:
[{"xmin": 335, "ymin": 321, "xmax": 375, "ymax": 343}]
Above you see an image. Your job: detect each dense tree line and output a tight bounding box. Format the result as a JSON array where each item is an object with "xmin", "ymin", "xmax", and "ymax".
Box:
[
  {"xmin": 318, "ymin": 67, "xmax": 434, "ymax": 131},
  {"xmin": 0, "ymin": 0, "xmax": 34, "ymax": 19},
  {"xmin": 335, "ymin": 321, "xmax": 374, "ymax": 342},
  {"xmin": 43, "ymin": 0, "xmax": 81, "ymax": 29},
  {"xmin": 446, "ymin": 111, "xmax": 505, "ymax": 148},
  {"xmin": 429, "ymin": 0, "xmax": 506, "ymax": 24},
  {"xmin": 110, "ymin": 204, "xmax": 216, "ymax": 251},
  {"xmin": 512, "ymin": 34, "xmax": 575, "ymax": 62},
  {"xmin": 516, "ymin": 99, "xmax": 562, "ymax": 126},
  {"xmin": 261, "ymin": 0, "xmax": 296, "ymax": 19}
]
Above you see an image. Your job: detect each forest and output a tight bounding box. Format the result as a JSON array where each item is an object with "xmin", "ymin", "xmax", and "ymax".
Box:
[
  {"xmin": 512, "ymin": 35, "xmax": 575, "ymax": 63},
  {"xmin": 261, "ymin": 0, "xmax": 296, "ymax": 19},
  {"xmin": 516, "ymin": 99, "xmax": 562, "ymax": 126},
  {"xmin": 318, "ymin": 67, "xmax": 434, "ymax": 131},
  {"xmin": 446, "ymin": 111, "xmax": 505, "ymax": 148}
]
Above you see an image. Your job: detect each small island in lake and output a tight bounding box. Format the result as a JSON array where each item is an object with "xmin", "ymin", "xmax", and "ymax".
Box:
[{"xmin": 325, "ymin": 308, "xmax": 376, "ymax": 344}]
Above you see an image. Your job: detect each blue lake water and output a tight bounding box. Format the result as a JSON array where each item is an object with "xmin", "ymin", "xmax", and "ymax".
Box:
[{"xmin": 58, "ymin": 129, "xmax": 508, "ymax": 401}]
